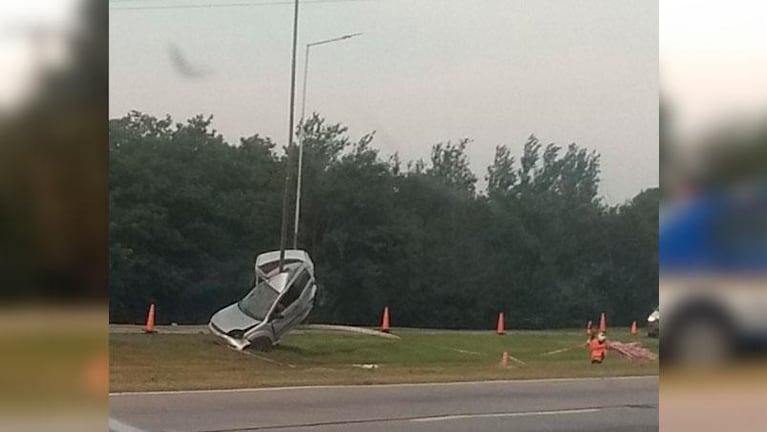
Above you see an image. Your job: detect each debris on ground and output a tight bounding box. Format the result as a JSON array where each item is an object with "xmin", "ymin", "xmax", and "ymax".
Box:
[
  {"xmin": 541, "ymin": 347, "xmax": 572, "ymax": 356},
  {"xmin": 608, "ymin": 341, "xmax": 657, "ymax": 361},
  {"xmin": 235, "ymin": 347, "xmax": 297, "ymax": 368},
  {"xmin": 450, "ymin": 348, "xmax": 482, "ymax": 355},
  {"xmin": 352, "ymin": 364, "xmax": 379, "ymax": 370}
]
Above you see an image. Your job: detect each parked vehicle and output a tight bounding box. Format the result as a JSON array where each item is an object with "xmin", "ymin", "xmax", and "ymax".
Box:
[
  {"xmin": 660, "ymin": 188, "xmax": 767, "ymax": 363},
  {"xmin": 647, "ymin": 306, "xmax": 659, "ymax": 338},
  {"xmin": 209, "ymin": 249, "xmax": 316, "ymax": 351}
]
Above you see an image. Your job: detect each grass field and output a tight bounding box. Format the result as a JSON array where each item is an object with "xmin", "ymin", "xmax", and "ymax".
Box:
[{"xmin": 110, "ymin": 327, "xmax": 658, "ymax": 392}]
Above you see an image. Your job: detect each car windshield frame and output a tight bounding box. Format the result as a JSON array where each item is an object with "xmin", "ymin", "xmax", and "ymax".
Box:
[{"xmin": 237, "ymin": 280, "xmax": 280, "ymax": 321}]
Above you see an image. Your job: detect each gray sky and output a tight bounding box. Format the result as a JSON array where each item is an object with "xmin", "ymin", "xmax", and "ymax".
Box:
[
  {"xmin": 661, "ymin": 0, "xmax": 767, "ymax": 143},
  {"xmin": 109, "ymin": 0, "xmax": 658, "ymax": 203}
]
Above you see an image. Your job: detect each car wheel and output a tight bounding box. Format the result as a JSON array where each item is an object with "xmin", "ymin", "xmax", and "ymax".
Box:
[
  {"xmin": 667, "ymin": 314, "xmax": 733, "ymax": 364},
  {"xmin": 647, "ymin": 326, "xmax": 659, "ymax": 338},
  {"xmin": 249, "ymin": 337, "xmax": 273, "ymax": 352}
]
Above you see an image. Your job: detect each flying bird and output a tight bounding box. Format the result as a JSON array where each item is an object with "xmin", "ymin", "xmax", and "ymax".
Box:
[{"xmin": 168, "ymin": 43, "xmax": 213, "ymax": 79}]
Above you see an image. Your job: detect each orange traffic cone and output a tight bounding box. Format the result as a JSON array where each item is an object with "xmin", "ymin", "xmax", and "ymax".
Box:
[
  {"xmin": 586, "ymin": 320, "xmax": 593, "ymax": 335},
  {"xmin": 599, "ymin": 312, "xmax": 606, "ymax": 333},
  {"xmin": 144, "ymin": 303, "xmax": 156, "ymax": 334},
  {"xmin": 496, "ymin": 312, "xmax": 506, "ymax": 335},
  {"xmin": 630, "ymin": 320, "xmax": 638, "ymax": 336},
  {"xmin": 381, "ymin": 306, "xmax": 390, "ymax": 333},
  {"xmin": 501, "ymin": 351, "xmax": 509, "ymax": 367}
]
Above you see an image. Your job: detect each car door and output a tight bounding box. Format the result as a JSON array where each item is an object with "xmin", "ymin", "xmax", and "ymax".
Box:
[
  {"xmin": 271, "ymin": 267, "xmax": 313, "ymax": 339},
  {"xmin": 712, "ymin": 197, "xmax": 767, "ymax": 335}
]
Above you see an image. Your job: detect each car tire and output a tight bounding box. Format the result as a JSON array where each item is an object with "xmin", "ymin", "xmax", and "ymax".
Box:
[
  {"xmin": 664, "ymin": 312, "xmax": 734, "ymax": 364},
  {"xmin": 249, "ymin": 337, "xmax": 273, "ymax": 352}
]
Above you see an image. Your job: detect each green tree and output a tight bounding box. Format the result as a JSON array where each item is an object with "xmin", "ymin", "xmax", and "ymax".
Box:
[{"xmin": 109, "ymin": 112, "xmax": 658, "ymax": 329}]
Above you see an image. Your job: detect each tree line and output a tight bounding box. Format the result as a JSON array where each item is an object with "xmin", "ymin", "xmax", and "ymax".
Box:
[{"xmin": 109, "ymin": 111, "xmax": 658, "ymax": 329}]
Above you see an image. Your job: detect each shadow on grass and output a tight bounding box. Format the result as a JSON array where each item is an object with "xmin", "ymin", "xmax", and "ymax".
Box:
[{"xmin": 274, "ymin": 344, "xmax": 307, "ymax": 354}]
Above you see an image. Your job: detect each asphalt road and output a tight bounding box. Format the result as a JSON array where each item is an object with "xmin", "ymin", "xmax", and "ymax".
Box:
[{"xmin": 110, "ymin": 376, "xmax": 658, "ymax": 432}]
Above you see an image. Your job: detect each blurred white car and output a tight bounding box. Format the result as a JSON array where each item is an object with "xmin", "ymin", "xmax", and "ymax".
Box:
[
  {"xmin": 660, "ymin": 190, "xmax": 767, "ymax": 363},
  {"xmin": 209, "ymin": 250, "xmax": 316, "ymax": 351}
]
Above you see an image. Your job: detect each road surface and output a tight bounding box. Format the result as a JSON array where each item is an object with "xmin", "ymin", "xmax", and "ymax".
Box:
[{"xmin": 110, "ymin": 376, "xmax": 657, "ymax": 432}]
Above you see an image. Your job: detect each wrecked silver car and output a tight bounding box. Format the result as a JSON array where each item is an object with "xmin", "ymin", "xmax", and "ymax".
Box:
[{"xmin": 208, "ymin": 250, "xmax": 316, "ymax": 351}]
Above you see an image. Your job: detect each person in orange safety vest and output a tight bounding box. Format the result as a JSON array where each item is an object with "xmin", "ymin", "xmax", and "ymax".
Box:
[{"xmin": 586, "ymin": 331, "xmax": 607, "ymax": 364}]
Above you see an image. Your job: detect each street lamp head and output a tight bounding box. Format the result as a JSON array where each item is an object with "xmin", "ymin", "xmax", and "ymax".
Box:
[{"xmin": 309, "ymin": 32, "xmax": 363, "ymax": 47}]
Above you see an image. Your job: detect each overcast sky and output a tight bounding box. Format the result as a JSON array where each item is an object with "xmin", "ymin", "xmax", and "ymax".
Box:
[
  {"xmin": 109, "ymin": 0, "xmax": 658, "ymax": 203},
  {"xmin": 661, "ymin": 0, "xmax": 767, "ymax": 143}
]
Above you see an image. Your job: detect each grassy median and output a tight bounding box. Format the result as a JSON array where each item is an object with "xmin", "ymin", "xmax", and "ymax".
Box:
[{"xmin": 110, "ymin": 327, "xmax": 658, "ymax": 392}]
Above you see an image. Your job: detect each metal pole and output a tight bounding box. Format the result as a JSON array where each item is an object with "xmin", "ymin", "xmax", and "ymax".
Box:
[
  {"xmin": 292, "ymin": 43, "xmax": 311, "ymax": 250},
  {"xmin": 279, "ymin": 0, "xmax": 300, "ymax": 273},
  {"xmin": 291, "ymin": 32, "xmax": 362, "ymax": 250}
]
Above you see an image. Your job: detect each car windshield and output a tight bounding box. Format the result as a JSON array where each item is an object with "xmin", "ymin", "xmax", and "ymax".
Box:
[{"xmin": 237, "ymin": 280, "xmax": 280, "ymax": 321}]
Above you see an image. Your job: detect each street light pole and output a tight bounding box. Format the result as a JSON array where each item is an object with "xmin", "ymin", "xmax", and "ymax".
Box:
[
  {"xmin": 292, "ymin": 32, "xmax": 362, "ymax": 249},
  {"xmin": 278, "ymin": 0, "xmax": 300, "ymax": 273}
]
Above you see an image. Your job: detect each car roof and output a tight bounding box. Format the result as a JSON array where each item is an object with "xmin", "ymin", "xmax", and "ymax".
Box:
[{"xmin": 660, "ymin": 190, "xmax": 767, "ymax": 274}]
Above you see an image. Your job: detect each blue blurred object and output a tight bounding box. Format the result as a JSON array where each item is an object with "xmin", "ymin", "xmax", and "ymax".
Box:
[
  {"xmin": 660, "ymin": 186, "xmax": 767, "ymax": 363},
  {"xmin": 660, "ymin": 189, "xmax": 767, "ymax": 274}
]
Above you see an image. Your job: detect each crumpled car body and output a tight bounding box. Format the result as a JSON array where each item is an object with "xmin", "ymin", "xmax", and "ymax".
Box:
[{"xmin": 209, "ymin": 250, "xmax": 316, "ymax": 351}]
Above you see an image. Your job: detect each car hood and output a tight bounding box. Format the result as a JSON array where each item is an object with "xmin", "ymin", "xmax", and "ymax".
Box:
[{"xmin": 209, "ymin": 303, "xmax": 261, "ymax": 333}]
